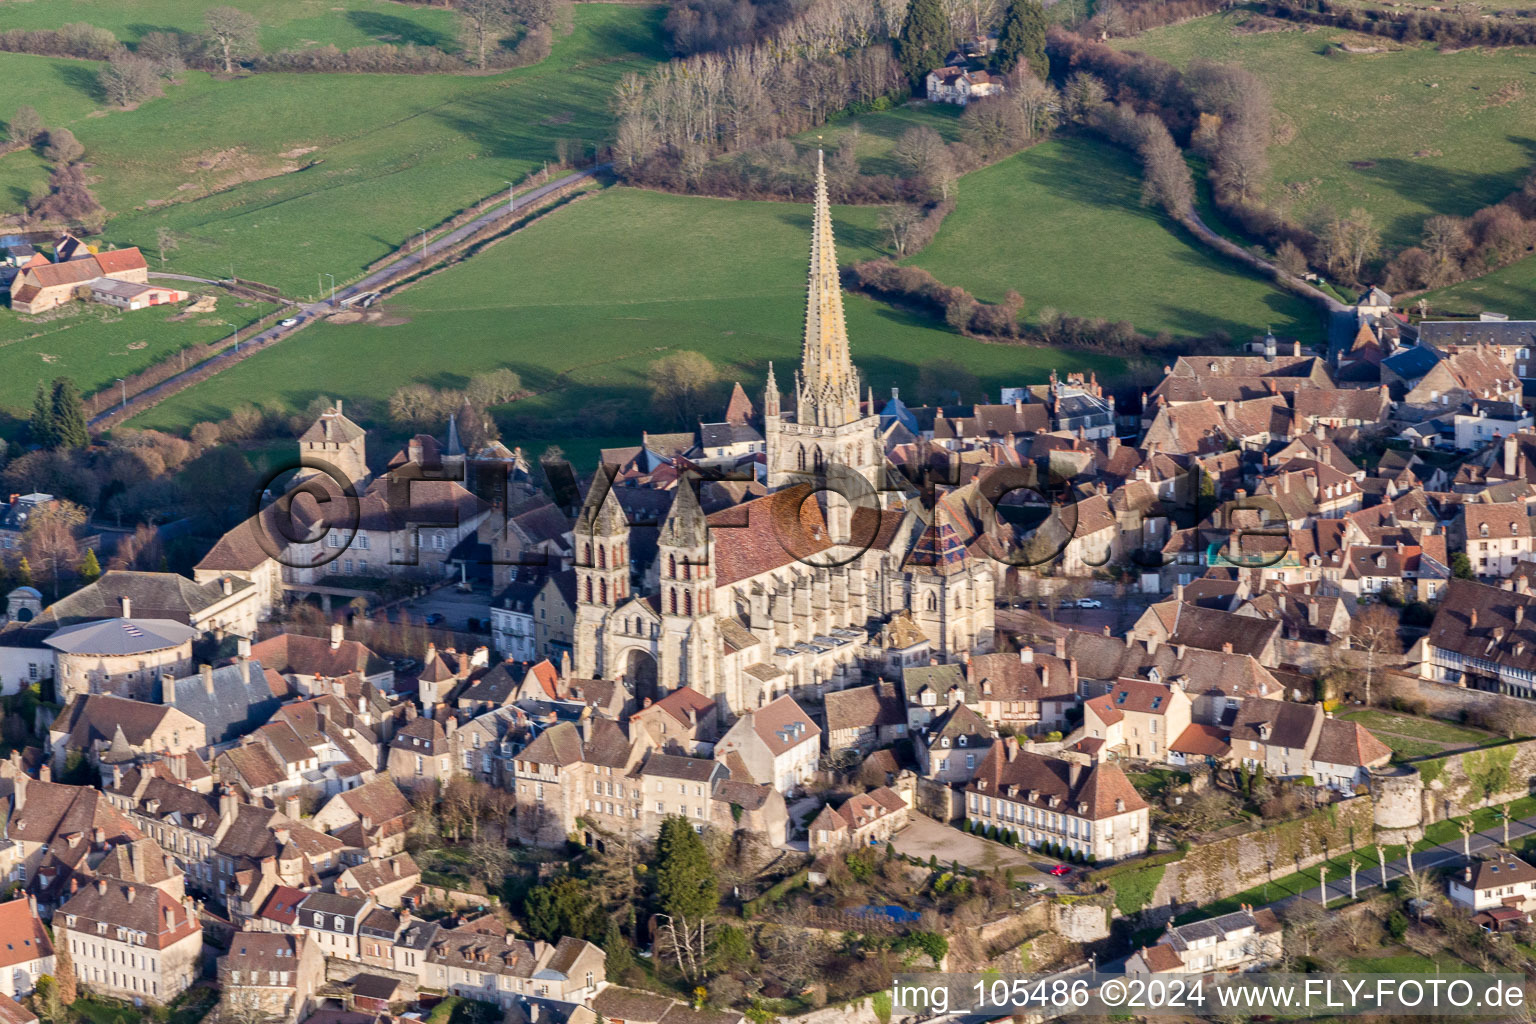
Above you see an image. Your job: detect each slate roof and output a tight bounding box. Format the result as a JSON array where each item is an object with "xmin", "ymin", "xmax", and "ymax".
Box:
[
  {"xmin": 31, "ymin": 571, "xmax": 251, "ymax": 629},
  {"xmin": 155, "ymin": 661, "xmax": 281, "ymax": 745},
  {"xmin": 1427, "ymin": 579, "xmax": 1536, "ymax": 674},
  {"xmin": 1230, "ymin": 698, "xmax": 1321, "ymax": 750},
  {"xmin": 44, "ymin": 617, "xmax": 198, "ymax": 655},
  {"xmin": 59, "ymin": 880, "xmax": 198, "ymax": 950},
  {"xmin": 969, "ymin": 743, "xmax": 1147, "ymax": 820}
]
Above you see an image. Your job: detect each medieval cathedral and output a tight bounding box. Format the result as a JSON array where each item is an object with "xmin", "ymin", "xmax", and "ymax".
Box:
[{"xmin": 571, "ymin": 153, "xmax": 996, "ymax": 713}]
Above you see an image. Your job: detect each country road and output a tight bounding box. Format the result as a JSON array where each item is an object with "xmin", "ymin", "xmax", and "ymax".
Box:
[{"xmin": 93, "ymin": 165, "xmax": 604, "ymax": 427}]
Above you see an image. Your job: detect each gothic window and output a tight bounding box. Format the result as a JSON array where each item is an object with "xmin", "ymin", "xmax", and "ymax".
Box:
[
  {"xmin": 814, "ymin": 448, "xmax": 825, "ymax": 470},
  {"xmin": 670, "ymin": 589, "xmax": 678, "ymax": 614},
  {"xmin": 683, "ymin": 561, "xmax": 692, "ymax": 580},
  {"xmin": 600, "ymin": 580, "xmax": 608, "ymax": 604},
  {"xmin": 926, "ymin": 592, "xmax": 937, "ymax": 612},
  {"xmin": 669, "ymin": 554, "xmax": 677, "ymax": 579},
  {"xmin": 598, "ymin": 546, "xmax": 607, "ymax": 569},
  {"xmin": 685, "ymin": 592, "xmax": 694, "ymax": 616},
  {"xmin": 584, "ymin": 578, "xmax": 593, "ymax": 602},
  {"xmin": 584, "ymin": 543, "xmax": 592, "ymax": 564},
  {"xmin": 797, "ymin": 446, "xmax": 807, "ymax": 471}
]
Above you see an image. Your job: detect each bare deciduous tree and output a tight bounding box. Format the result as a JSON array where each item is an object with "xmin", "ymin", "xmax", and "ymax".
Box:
[
  {"xmin": 204, "ymin": 6, "xmax": 261, "ymax": 74},
  {"xmin": 879, "ymin": 204, "xmax": 923, "ymax": 257},
  {"xmin": 1350, "ymin": 604, "xmax": 1402, "ymax": 707}
]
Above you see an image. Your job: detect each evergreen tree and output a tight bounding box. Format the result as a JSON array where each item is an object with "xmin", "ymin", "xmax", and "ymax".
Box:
[
  {"xmin": 49, "ymin": 378, "xmax": 88, "ymax": 450},
  {"xmin": 29, "ymin": 383, "xmax": 56, "ymax": 450},
  {"xmin": 898, "ymin": 0, "xmax": 953, "ymax": 87},
  {"xmin": 656, "ymin": 816, "xmax": 718, "ymax": 981},
  {"xmin": 78, "ymin": 548, "xmax": 100, "ymax": 583},
  {"xmin": 996, "ymin": 0, "xmax": 1047, "ymax": 76}
]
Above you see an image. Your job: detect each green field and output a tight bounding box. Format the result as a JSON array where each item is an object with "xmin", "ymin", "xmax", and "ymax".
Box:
[
  {"xmin": 0, "ymin": 297, "xmax": 277, "ymax": 417},
  {"xmin": 907, "ymin": 136, "xmax": 1322, "ymax": 341},
  {"xmin": 1337, "ymin": 709, "xmax": 1497, "ymax": 747},
  {"xmin": 0, "ymin": 3, "xmax": 668, "ymax": 294},
  {"xmin": 1420, "ymin": 256, "xmax": 1536, "ymax": 316},
  {"xmin": 0, "ymin": 0, "xmax": 460, "ymax": 53},
  {"xmin": 1122, "ymin": 12, "xmax": 1536, "ymax": 251},
  {"xmin": 125, "ymin": 187, "xmax": 1118, "ymax": 445}
]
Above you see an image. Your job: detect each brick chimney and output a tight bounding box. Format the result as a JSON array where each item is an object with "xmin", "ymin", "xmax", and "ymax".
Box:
[
  {"xmin": 330, "ymin": 622, "xmax": 344, "ymax": 650},
  {"xmin": 202, "ymin": 663, "xmax": 215, "ymax": 694},
  {"xmin": 120, "ymin": 596, "xmax": 131, "ymax": 618}
]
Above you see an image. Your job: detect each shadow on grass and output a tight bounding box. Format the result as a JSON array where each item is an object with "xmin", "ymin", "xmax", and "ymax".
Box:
[
  {"xmin": 347, "ymin": 11, "xmax": 453, "ymax": 49},
  {"xmin": 54, "ymin": 61, "xmax": 103, "ymax": 103}
]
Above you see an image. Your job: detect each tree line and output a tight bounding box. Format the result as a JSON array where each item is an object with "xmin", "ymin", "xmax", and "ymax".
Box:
[
  {"xmin": 1259, "ymin": 0, "xmax": 1536, "ymax": 48},
  {"xmin": 3, "ymin": 112, "xmax": 101, "ymax": 228}
]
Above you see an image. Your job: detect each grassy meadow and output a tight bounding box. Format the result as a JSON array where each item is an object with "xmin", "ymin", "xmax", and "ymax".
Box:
[
  {"xmin": 0, "ymin": 3, "xmax": 669, "ymax": 294},
  {"xmin": 0, "ymin": 0, "xmax": 461, "ymax": 53},
  {"xmin": 0, "ymin": 296, "xmax": 277, "ymax": 417},
  {"xmin": 126, "ymin": 187, "xmax": 1119, "ymax": 449},
  {"xmin": 1122, "ymin": 12, "xmax": 1536, "ymax": 251},
  {"xmin": 1420, "ymin": 256, "xmax": 1536, "ymax": 315},
  {"xmin": 908, "ymin": 136, "xmax": 1323, "ymax": 342}
]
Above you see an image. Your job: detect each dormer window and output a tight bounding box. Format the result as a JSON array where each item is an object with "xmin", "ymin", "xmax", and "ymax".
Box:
[
  {"xmin": 1482, "ymin": 523, "xmax": 1491, "ymax": 537},
  {"xmin": 941, "ymin": 737, "xmax": 950, "ymax": 748},
  {"xmin": 958, "ymin": 735, "xmax": 967, "ymax": 747}
]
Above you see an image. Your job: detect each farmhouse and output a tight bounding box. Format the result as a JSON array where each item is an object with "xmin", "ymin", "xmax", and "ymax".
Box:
[
  {"xmin": 8, "ymin": 245, "xmax": 151, "ymax": 314},
  {"xmin": 925, "ymin": 67, "xmax": 1004, "ymax": 105}
]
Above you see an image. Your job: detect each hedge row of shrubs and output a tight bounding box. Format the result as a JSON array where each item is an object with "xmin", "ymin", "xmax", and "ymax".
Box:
[
  {"xmin": 961, "ymin": 818, "xmax": 1098, "ymax": 863},
  {"xmin": 1259, "ymin": 0, "xmax": 1536, "ymax": 47}
]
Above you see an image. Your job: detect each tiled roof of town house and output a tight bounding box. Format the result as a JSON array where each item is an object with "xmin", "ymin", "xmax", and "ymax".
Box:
[
  {"xmin": 1162, "ymin": 603, "xmax": 1278, "ymax": 660},
  {"xmin": 824, "ymin": 681, "xmax": 906, "ymax": 735},
  {"xmin": 197, "ymin": 499, "xmax": 323, "ymax": 573},
  {"xmin": 340, "ymin": 853, "xmax": 419, "ymax": 896},
  {"xmin": 257, "ymin": 885, "xmax": 308, "ymax": 925},
  {"xmin": 967, "ymin": 651, "xmax": 1075, "ymax": 702},
  {"xmin": 1312, "ymin": 718, "xmax": 1391, "ymax": 767},
  {"xmin": 217, "ymin": 803, "xmax": 283, "ymax": 861},
  {"xmin": 923, "ymin": 703, "xmax": 996, "ymax": 746},
  {"xmin": 519, "ymin": 720, "xmax": 585, "ymax": 766},
  {"xmin": 298, "ymin": 891, "xmax": 371, "ymax": 921},
  {"xmin": 1103, "ymin": 678, "xmax": 1180, "ymax": 715},
  {"xmin": 1463, "ymin": 501, "xmax": 1536, "ymax": 540},
  {"xmin": 1427, "ymin": 579, "xmax": 1536, "ymax": 673},
  {"xmin": 392, "ymin": 715, "xmax": 447, "ymax": 752},
  {"xmin": 53, "ymin": 694, "xmax": 187, "ymax": 750},
  {"xmin": 1166, "ymin": 906, "xmax": 1281, "ymax": 949},
  {"xmin": 220, "ymin": 932, "xmax": 306, "ymax": 981},
  {"xmin": 22, "ymin": 258, "xmax": 104, "ymax": 290},
  {"xmin": 714, "ymin": 778, "xmax": 774, "ymax": 810},
  {"xmin": 1064, "ymin": 631, "xmax": 1280, "ymax": 701},
  {"xmin": 594, "ymin": 986, "xmax": 677, "ymax": 1023},
  {"xmin": 1138, "ymin": 943, "xmax": 1185, "ymax": 973},
  {"xmin": 640, "ymin": 753, "xmax": 720, "ymax": 783},
  {"xmin": 0, "ymin": 898, "xmax": 51, "ymax": 968},
  {"xmin": 828, "ymin": 786, "xmax": 905, "ymax": 830},
  {"xmin": 638, "ymin": 686, "xmax": 716, "ymax": 729},
  {"xmin": 12, "ymin": 780, "xmax": 142, "ymax": 850},
  {"xmin": 970, "ymin": 743, "xmax": 1147, "ymax": 819},
  {"xmin": 60, "ymin": 879, "xmax": 199, "ymax": 949},
  {"xmin": 1084, "ymin": 693, "xmax": 1123, "ymax": 725},
  {"xmin": 1464, "ymin": 852, "xmax": 1536, "ymax": 890},
  {"xmin": 1222, "ymin": 395, "xmax": 1292, "ymax": 440},
  {"xmin": 94, "ymin": 837, "xmax": 182, "ymax": 888},
  {"xmin": 1231, "ymin": 698, "xmax": 1321, "ymax": 750},
  {"xmin": 219, "ymin": 743, "xmax": 288, "ymax": 790},
  {"xmin": 458, "ymin": 662, "xmax": 519, "ymax": 706},
  {"xmin": 299, "ymin": 405, "xmax": 367, "ymax": 445},
  {"xmin": 249, "ymin": 631, "xmax": 391, "ymax": 679},
  {"xmin": 155, "ymin": 661, "xmax": 282, "ymax": 746},
  {"xmin": 337, "ymin": 775, "xmax": 412, "ymax": 825},
  {"xmin": 1142, "ymin": 399, "xmax": 1233, "ymax": 456},
  {"xmin": 1170, "ymin": 723, "xmax": 1231, "ymax": 757},
  {"xmin": 747, "ymin": 695, "xmax": 820, "ymax": 756}
]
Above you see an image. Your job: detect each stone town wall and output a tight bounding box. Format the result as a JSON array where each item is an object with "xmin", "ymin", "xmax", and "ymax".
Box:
[{"xmin": 1144, "ymin": 797, "xmax": 1375, "ymax": 923}]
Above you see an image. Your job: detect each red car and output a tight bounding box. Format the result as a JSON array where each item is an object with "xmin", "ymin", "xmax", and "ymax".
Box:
[{"xmin": 1049, "ymin": 864, "xmax": 1072, "ymax": 876}]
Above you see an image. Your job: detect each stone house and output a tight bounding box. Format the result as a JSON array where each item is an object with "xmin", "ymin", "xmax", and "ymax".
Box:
[
  {"xmin": 1449, "ymin": 852, "xmax": 1536, "ymax": 916},
  {"xmin": 218, "ymin": 933, "xmax": 325, "ymax": 1024},
  {"xmin": 58, "ymin": 878, "xmax": 203, "ymax": 1004},
  {"xmin": 925, "ymin": 66, "xmax": 1004, "ymax": 105},
  {"xmin": 335, "ymin": 853, "xmax": 421, "ymax": 908},
  {"xmin": 48, "ymin": 694, "xmax": 206, "ymax": 770},
  {"xmin": 914, "ymin": 703, "xmax": 995, "ymax": 784},
  {"xmin": 294, "ymin": 891, "xmax": 373, "ymax": 962},
  {"xmin": 822, "ymin": 681, "xmax": 906, "ymax": 755},
  {"xmin": 963, "ymin": 739, "xmax": 1149, "ymax": 862},
  {"xmin": 1230, "ymin": 698, "xmax": 1323, "ymax": 779},
  {"xmin": 0, "ymin": 897, "xmax": 53, "ymax": 998},
  {"xmin": 1081, "ymin": 677, "xmax": 1191, "ymax": 763},
  {"xmin": 1127, "ymin": 906, "xmax": 1282, "ymax": 974},
  {"xmin": 1309, "ymin": 718, "xmax": 1392, "ymax": 793},
  {"xmin": 629, "ymin": 686, "xmax": 720, "ymax": 756},
  {"xmin": 807, "ymin": 786, "xmax": 909, "ymax": 854},
  {"xmin": 387, "ymin": 714, "xmax": 457, "ymax": 796},
  {"xmin": 310, "ymin": 775, "xmax": 414, "ymax": 859},
  {"xmin": 713, "ymin": 695, "xmax": 820, "ymax": 794}
]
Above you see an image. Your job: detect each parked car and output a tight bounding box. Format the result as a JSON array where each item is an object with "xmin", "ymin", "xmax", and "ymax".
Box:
[
  {"xmin": 425, "ymin": 612, "xmax": 445, "ymax": 626},
  {"xmin": 1075, "ymin": 598, "xmax": 1103, "ymax": 609},
  {"xmin": 1049, "ymin": 864, "xmax": 1073, "ymax": 876},
  {"xmin": 279, "ymin": 317, "xmax": 300, "ymax": 327}
]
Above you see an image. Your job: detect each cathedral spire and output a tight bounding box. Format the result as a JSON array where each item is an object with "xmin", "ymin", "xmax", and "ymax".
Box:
[{"xmin": 798, "ymin": 149, "xmax": 861, "ymax": 428}]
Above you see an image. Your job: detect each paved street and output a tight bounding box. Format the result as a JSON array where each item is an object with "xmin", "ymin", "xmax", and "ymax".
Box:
[{"xmin": 1267, "ymin": 807, "xmax": 1536, "ymax": 911}]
